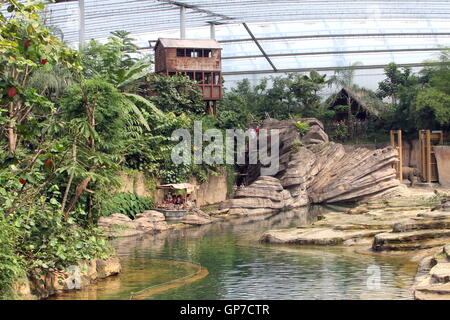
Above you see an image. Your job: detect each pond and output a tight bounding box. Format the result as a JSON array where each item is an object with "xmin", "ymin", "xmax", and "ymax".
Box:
[{"xmin": 54, "ymin": 206, "xmax": 416, "ymax": 300}]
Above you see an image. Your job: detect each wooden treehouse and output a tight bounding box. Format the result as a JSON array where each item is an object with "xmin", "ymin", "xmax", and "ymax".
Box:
[{"xmin": 154, "ymin": 38, "xmax": 223, "ymax": 114}]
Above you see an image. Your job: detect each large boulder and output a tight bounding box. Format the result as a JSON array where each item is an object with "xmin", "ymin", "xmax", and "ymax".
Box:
[
  {"xmin": 98, "ymin": 213, "xmax": 142, "ymax": 237},
  {"xmin": 413, "ymin": 244, "xmax": 450, "ymax": 300},
  {"xmin": 234, "ymin": 118, "xmax": 400, "ymax": 210},
  {"xmin": 98, "ymin": 211, "xmax": 170, "ymax": 238},
  {"xmin": 182, "ymin": 214, "xmax": 212, "ymax": 225},
  {"xmin": 96, "ymin": 257, "xmax": 122, "ymax": 279}
]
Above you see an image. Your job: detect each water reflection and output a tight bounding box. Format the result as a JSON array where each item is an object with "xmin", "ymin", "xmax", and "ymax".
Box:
[{"xmin": 56, "ymin": 207, "xmax": 415, "ymax": 300}]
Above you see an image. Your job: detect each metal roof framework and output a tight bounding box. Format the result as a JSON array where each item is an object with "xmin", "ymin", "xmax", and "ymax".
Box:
[{"xmin": 26, "ymin": 0, "xmax": 450, "ymax": 81}]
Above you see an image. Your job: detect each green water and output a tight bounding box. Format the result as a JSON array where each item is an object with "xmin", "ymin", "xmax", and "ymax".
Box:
[{"xmin": 55, "ymin": 206, "xmax": 416, "ymax": 300}]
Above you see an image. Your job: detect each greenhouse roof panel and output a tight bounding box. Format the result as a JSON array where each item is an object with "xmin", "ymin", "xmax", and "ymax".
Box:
[{"xmin": 37, "ymin": 0, "xmax": 450, "ymax": 43}]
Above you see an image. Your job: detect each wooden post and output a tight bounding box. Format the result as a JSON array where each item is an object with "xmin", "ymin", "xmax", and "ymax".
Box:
[
  {"xmin": 390, "ymin": 130, "xmax": 403, "ymax": 181},
  {"xmin": 426, "ymin": 130, "xmax": 432, "ymax": 183}
]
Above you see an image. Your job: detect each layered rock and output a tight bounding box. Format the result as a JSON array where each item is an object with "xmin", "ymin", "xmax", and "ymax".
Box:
[
  {"xmin": 223, "ymin": 118, "xmax": 401, "ymax": 214},
  {"xmin": 182, "ymin": 208, "xmax": 212, "ymax": 225},
  {"xmin": 260, "ymin": 192, "xmax": 450, "ymax": 250},
  {"xmin": 98, "ymin": 210, "xmax": 170, "ymax": 238},
  {"xmin": 413, "ymin": 244, "xmax": 450, "ymax": 300},
  {"xmin": 220, "ymin": 176, "xmax": 294, "ymax": 216},
  {"xmin": 372, "ymin": 211, "xmax": 450, "ymax": 251}
]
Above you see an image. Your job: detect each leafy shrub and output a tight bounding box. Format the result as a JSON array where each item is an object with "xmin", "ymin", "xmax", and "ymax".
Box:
[
  {"xmin": 100, "ymin": 193, "xmax": 154, "ymax": 219},
  {"xmin": 330, "ymin": 122, "xmax": 349, "ymax": 142},
  {"xmin": 0, "ymin": 219, "xmax": 25, "ymax": 299},
  {"xmin": 294, "ymin": 121, "xmax": 310, "ymax": 136}
]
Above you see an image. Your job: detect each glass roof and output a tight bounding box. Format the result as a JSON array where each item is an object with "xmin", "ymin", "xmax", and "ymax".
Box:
[{"xmin": 24, "ymin": 1, "xmax": 450, "ymax": 88}]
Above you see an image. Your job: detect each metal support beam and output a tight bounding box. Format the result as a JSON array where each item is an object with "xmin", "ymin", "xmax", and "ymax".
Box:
[
  {"xmin": 158, "ymin": 0, "xmax": 235, "ymax": 22},
  {"xmin": 218, "ymin": 32, "xmax": 450, "ymax": 44},
  {"xmin": 222, "ymin": 62, "xmax": 431, "ymax": 76},
  {"xmin": 210, "ymin": 23, "xmax": 216, "ymax": 39},
  {"xmin": 242, "ymin": 23, "xmax": 277, "ymax": 72},
  {"xmin": 222, "ymin": 47, "xmax": 444, "ymax": 60},
  {"xmin": 180, "ymin": 6, "xmax": 186, "ymax": 39},
  {"xmin": 78, "ymin": 0, "xmax": 85, "ymax": 49}
]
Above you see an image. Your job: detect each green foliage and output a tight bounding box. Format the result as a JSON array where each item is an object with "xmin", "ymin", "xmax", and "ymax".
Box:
[
  {"xmin": 0, "ymin": 167, "xmax": 112, "ymax": 299},
  {"xmin": 144, "ymin": 73, "xmax": 205, "ymax": 115},
  {"xmin": 81, "ymin": 30, "xmax": 144, "ymax": 83},
  {"xmin": 414, "ymin": 87, "xmax": 450, "ymax": 128},
  {"xmin": 330, "ymin": 122, "xmax": 349, "ymax": 142},
  {"xmin": 220, "ymin": 71, "xmax": 330, "ymax": 123},
  {"xmin": 60, "ymin": 79, "xmax": 129, "ymax": 153},
  {"xmin": 376, "ymin": 51, "xmax": 450, "ymax": 135},
  {"xmin": 294, "ymin": 121, "xmax": 310, "ymax": 136},
  {"xmin": 0, "ymin": 218, "xmax": 25, "ymax": 299},
  {"xmin": 100, "ymin": 193, "xmax": 154, "ymax": 219}
]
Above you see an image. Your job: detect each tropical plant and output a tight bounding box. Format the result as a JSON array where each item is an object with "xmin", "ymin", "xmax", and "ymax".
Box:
[
  {"xmin": 100, "ymin": 193, "xmax": 154, "ymax": 219},
  {"xmin": 143, "ymin": 73, "xmax": 205, "ymax": 115},
  {"xmin": 0, "ymin": 0, "xmax": 82, "ymax": 154},
  {"xmin": 294, "ymin": 121, "xmax": 310, "ymax": 136}
]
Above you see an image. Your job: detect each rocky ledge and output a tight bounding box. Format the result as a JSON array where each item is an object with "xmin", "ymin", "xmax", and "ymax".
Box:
[
  {"xmin": 220, "ymin": 176, "xmax": 294, "ymax": 216},
  {"xmin": 98, "ymin": 210, "xmax": 171, "ymax": 237},
  {"xmin": 413, "ymin": 244, "xmax": 450, "ymax": 300},
  {"xmin": 13, "ymin": 257, "xmax": 121, "ymax": 300},
  {"xmin": 261, "ymin": 190, "xmax": 450, "ymax": 251},
  {"xmin": 181, "ymin": 208, "xmax": 213, "ymax": 225},
  {"xmin": 221, "ymin": 118, "xmax": 401, "ymax": 214}
]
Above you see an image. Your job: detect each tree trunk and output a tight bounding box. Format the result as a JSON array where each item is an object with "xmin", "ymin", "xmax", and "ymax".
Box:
[
  {"xmin": 7, "ymin": 103, "xmax": 17, "ymax": 154},
  {"xmin": 64, "ymin": 176, "xmax": 91, "ymax": 215}
]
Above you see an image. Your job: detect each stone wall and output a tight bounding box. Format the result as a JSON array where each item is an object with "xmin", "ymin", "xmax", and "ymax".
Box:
[
  {"xmin": 190, "ymin": 169, "xmax": 228, "ymax": 206},
  {"xmin": 117, "ymin": 170, "xmax": 228, "ymax": 207}
]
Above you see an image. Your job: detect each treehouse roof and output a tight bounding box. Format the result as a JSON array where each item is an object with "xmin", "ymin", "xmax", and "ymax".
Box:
[{"xmin": 155, "ymin": 38, "xmax": 222, "ymax": 50}]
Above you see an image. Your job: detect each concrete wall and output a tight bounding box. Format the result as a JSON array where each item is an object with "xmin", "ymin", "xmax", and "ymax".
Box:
[
  {"xmin": 401, "ymin": 139, "xmax": 420, "ymax": 169},
  {"xmin": 189, "ymin": 169, "xmax": 228, "ymax": 206},
  {"xmin": 434, "ymin": 146, "xmax": 450, "ymax": 187},
  {"xmin": 117, "ymin": 170, "xmax": 228, "ymax": 207}
]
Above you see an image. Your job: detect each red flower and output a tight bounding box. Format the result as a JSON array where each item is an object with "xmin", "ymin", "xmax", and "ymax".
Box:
[
  {"xmin": 8, "ymin": 87, "xmax": 17, "ymax": 97},
  {"xmin": 41, "ymin": 59, "xmax": 48, "ymax": 65},
  {"xmin": 44, "ymin": 158, "xmax": 52, "ymax": 168},
  {"xmin": 23, "ymin": 40, "xmax": 31, "ymax": 47},
  {"xmin": 19, "ymin": 178, "xmax": 27, "ymax": 185}
]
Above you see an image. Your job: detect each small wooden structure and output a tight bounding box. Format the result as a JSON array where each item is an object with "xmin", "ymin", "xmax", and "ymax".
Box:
[
  {"xmin": 154, "ymin": 38, "xmax": 223, "ymax": 114},
  {"xmin": 419, "ymin": 130, "xmax": 444, "ymax": 183},
  {"xmin": 390, "ymin": 130, "xmax": 403, "ymax": 181},
  {"xmin": 327, "ymin": 87, "xmax": 385, "ymax": 121}
]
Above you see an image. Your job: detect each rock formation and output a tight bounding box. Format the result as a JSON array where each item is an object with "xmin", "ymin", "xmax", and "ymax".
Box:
[
  {"xmin": 222, "ymin": 118, "xmax": 401, "ymax": 214},
  {"xmin": 220, "ymin": 176, "xmax": 295, "ymax": 216},
  {"xmin": 98, "ymin": 210, "xmax": 170, "ymax": 237},
  {"xmin": 413, "ymin": 244, "xmax": 450, "ymax": 300},
  {"xmin": 182, "ymin": 208, "xmax": 213, "ymax": 225},
  {"xmin": 13, "ymin": 257, "xmax": 121, "ymax": 300},
  {"xmin": 260, "ymin": 192, "xmax": 450, "ymax": 250}
]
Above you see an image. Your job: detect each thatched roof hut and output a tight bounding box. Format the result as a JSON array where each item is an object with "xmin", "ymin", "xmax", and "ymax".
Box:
[{"xmin": 327, "ymin": 87, "xmax": 386, "ymax": 121}]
